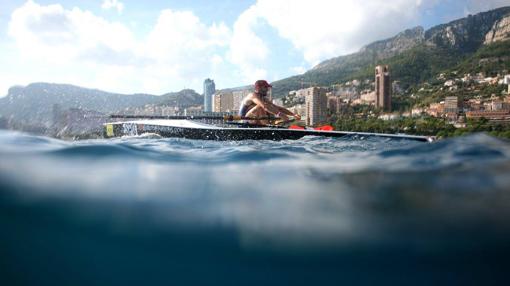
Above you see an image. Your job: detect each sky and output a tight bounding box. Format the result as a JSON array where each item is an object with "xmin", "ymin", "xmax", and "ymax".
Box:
[{"xmin": 0, "ymin": 0, "xmax": 509, "ymax": 96}]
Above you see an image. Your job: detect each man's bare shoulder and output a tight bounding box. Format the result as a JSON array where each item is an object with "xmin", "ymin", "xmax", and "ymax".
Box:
[{"xmin": 245, "ymin": 92, "xmax": 262, "ymax": 101}]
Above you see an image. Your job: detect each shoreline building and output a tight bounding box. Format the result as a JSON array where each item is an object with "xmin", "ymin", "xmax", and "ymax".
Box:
[
  {"xmin": 212, "ymin": 90, "xmax": 250, "ymax": 113},
  {"xmin": 375, "ymin": 65, "xmax": 392, "ymax": 112},
  {"xmin": 213, "ymin": 91, "xmax": 234, "ymax": 113},
  {"xmin": 232, "ymin": 90, "xmax": 250, "ymax": 113},
  {"xmin": 327, "ymin": 95, "xmax": 344, "ymax": 114},
  {"xmin": 304, "ymin": 87, "xmax": 327, "ymax": 126},
  {"xmin": 203, "ymin": 79, "xmax": 216, "ymax": 112},
  {"xmin": 444, "ymin": 96, "xmax": 459, "ymax": 122}
]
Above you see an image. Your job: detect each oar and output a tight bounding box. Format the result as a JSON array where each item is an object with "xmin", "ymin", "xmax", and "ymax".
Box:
[
  {"xmin": 224, "ymin": 121, "xmax": 288, "ymax": 129},
  {"xmin": 314, "ymin": 125, "xmax": 334, "ymax": 131},
  {"xmin": 288, "ymin": 124, "xmax": 335, "ymax": 131},
  {"xmin": 273, "ymin": 118, "xmax": 298, "ymax": 126},
  {"xmin": 109, "ymin": 114, "xmax": 278, "ymax": 121},
  {"xmin": 254, "ymin": 118, "xmax": 333, "ymax": 131}
]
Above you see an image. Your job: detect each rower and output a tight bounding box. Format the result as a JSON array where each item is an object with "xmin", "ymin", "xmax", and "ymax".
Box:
[{"xmin": 239, "ymin": 80, "xmax": 301, "ymax": 125}]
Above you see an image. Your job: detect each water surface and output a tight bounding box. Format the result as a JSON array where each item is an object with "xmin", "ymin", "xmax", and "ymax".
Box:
[{"xmin": 1, "ymin": 130, "xmax": 509, "ymax": 285}]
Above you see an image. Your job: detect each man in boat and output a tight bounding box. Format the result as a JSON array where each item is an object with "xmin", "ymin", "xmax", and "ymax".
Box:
[{"xmin": 239, "ymin": 80, "xmax": 301, "ymax": 125}]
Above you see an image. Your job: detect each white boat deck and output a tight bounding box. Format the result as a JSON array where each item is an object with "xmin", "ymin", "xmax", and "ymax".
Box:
[{"xmin": 107, "ymin": 119, "xmax": 223, "ymax": 129}]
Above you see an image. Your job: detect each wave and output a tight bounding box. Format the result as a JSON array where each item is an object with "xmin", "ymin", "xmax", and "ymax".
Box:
[
  {"xmin": 1, "ymin": 130, "xmax": 509, "ymax": 168},
  {"xmin": 0, "ymin": 130, "xmax": 509, "ymax": 170},
  {"xmin": 1, "ymin": 130, "xmax": 510, "ymax": 284}
]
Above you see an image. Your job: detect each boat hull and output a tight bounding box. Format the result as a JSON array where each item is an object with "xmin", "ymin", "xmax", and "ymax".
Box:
[{"xmin": 103, "ymin": 120, "xmax": 433, "ymax": 142}]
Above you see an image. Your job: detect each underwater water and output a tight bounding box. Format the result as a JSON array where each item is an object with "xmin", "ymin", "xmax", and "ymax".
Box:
[{"xmin": 1, "ymin": 129, "xmax": 510, "ymax": 285}]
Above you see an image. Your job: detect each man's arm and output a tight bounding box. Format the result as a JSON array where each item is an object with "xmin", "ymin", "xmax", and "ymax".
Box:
[
  {"xmin": 275, "ymin": 105, "xmax": 301, "ymax": 120},
  {"xmin": 276, "ymin": 106, "xmax": 295, "ymax": 116},
  {"xmin": 251, "ymin": 96, "xmax": 280, "ymax": 115},
  {"xmin": 251, "ymin": 96, "xmax": 301, "ymax": 120}
]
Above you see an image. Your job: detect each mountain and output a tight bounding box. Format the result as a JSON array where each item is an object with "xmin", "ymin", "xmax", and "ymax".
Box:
[
  {"xmin": 159, "ymin": 89, "xmax": 203, "ymax": 107},
  {"xmin": 484, "ymin": 13, "xmax": 510, "ymax": 44},
  {"xmin": 2, "ymin": 7, "xmax": 509, "ymax": 130},
  {"xmin": 0, "ymin": 83, "xmax": 202, "ymax": 128},
  {"xmin": 271, "ymin": 6, "xmax": 510, "ymax": 97}
]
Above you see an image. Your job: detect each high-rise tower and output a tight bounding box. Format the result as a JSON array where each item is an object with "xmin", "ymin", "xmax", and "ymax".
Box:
[
  {"xmin": 203, "ymin": 79, "xmax": 216, "ymax": 112},
  {"xmin": 375, "ymin": 65, "xmax": 391, "ymax": 112},
  {"xmin": 304, "ymin": 87, "xmax": 327, "ymax": 126}
]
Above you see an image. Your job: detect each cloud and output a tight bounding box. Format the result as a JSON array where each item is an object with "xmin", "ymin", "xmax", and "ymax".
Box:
[
  {"xmin": 145, "ymin": 10, "xmax": 230, "ymax": 66},
  {"xmin": 5, "ymin": 0, "xmax": 509, "ymax": 95},
  {"xmin": 229, "ymin": 0, "xmax": 431, "ymax": 69},
  {"xmin": 9, "ymin": 1, "xmax": 136, "ymax": 64},
  {"xmin": 227, "ymin": 5, "xmax": 269, "ymax": 84},
  {"xmin": 7, "ymin": 1, "xmax": 232, "ymax": 94},
  {"xmin": 233, "ymin": 0, "xmax": 510, "ymax": 69},
  {"xmin": 101, "ymin": 0, "xmax": 124, "ymax": 14},
  {"xmin": 226, "ymin": 0, "xmax": 436, "ymax": 83},
  {"xmin": 141, "ymin": 9, "xmax": 232, "ymax": 87}
]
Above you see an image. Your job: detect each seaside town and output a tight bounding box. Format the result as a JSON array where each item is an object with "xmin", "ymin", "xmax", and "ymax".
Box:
[
  {"xmin": 2, "ymin": 5, "xmax": 510, "ymax": 140},
  {"xmin": 148, "ymin": 65, "xmax": 510, "ymax": 131},
  {"xmin": 3, "ymin": 61, "xmax": 507, "ymax": 141},
  {"xmin": 123, "ymin": 68, "xmax": 508, "ymax": 124},
  {"xmin": 29, "ymin": 65, "xmax": 510, "ymax": 139}
]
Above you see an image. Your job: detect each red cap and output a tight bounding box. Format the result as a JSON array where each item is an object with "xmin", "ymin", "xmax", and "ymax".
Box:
[{"xmin": 254, "ymin": 80, "xmax": 272, "ymax": 91}]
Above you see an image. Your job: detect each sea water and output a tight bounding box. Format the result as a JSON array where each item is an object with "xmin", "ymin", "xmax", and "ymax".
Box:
[{"xmin": 1, "ymin": 129, "xmax": 510, "ymax": 285}]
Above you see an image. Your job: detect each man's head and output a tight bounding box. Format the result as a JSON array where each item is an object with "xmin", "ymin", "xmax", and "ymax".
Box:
[{"xmin": 254, "ymin": 80, "xmax": 272, "ymax": 96}]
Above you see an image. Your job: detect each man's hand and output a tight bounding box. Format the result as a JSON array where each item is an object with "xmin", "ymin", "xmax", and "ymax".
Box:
[
  {"xmin": 276, "ymin": 112, "xmax": 289, "ymax": 121},
  {"xmin": 293, "ymin": 114, "xmax": 301, "ymax": 120}
]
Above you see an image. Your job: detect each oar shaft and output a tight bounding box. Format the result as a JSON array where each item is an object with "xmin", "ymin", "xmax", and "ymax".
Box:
[{"xmin": 109, "ymin": 114, "xmax": 277, "ymax": 121}]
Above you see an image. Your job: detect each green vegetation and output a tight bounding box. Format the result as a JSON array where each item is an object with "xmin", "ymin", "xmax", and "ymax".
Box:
[
  {"xmin": 382, "ymin": 47, "xmax": 463, "ymax": 88},
  {"xmin": 402, "ymin": 81, "xmax": 508, "ymax": 111},
  {"xmin": 272, "ymin": 45, "xmax": 466, "ymax": 98},
  {"xmin": 333, "ymin": 117, "xmax": 510, "ymax": 139},
  {"xmin": 276, "ymin": 15, "xmax": 510, "ymax": 139},
  {"xmin": 455, "ymin": 40, "xmax": 510, "ymax": 76},
  {"xmin": 272, "ymin": 39, "xmax": 510, "ymax": 100},
  {"xmin": 279, "ymin": 47, "xmax": 456, "ymax": 97},
  {"xmin": 350, "ymin": 46, "xmax": 465, "ymax": 90}
]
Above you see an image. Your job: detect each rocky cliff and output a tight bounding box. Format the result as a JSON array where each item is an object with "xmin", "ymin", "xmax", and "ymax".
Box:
[
  {"xmin": 485, "ymin": 14, "xmax": 510, "ymax": 44},
  {"xmin": 316, "ymin": 6, "xmax": 510, "ymax": 71},
  {"xmin": 313, "ymin": 27, "xmax": 425, "ymax": 72},
  {"xmin": 425, "ymin": 6, "xmax": 510, "ymax": 51},
  {"xmin": 271, "ymin": 6, "xmax": 510, "ymax": 97}
]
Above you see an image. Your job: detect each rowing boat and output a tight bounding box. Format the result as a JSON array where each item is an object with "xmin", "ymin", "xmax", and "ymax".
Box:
[{"xmin": 103, "ymin": 119, "xmax": 434, "ymax": 142}]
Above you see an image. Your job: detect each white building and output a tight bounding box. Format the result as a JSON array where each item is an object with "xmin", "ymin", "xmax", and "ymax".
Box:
[
  {"xmin": 302, "ymin": 87, "xmax": 327, "ymax": 126},
  {"xmin": 501, "ymin": 75, "xmax": 510, "ymax": 85},
  {"xmin": 232, "ymin": 90, "xmax": 250, "ymax": 112},
  {"xmin": 444, "ymin": 80, "xmax": 456, "ymax": 87},
  {"xmin": 411, "ymin": 108, "xmax": 424, "ymax": 117},
  {"xmin": 360, "ymin": 91, "xmax": 376, "ymax": 104},
  {"xmin": 378, "ymin": 114, "xmax": 400, "ymax": 120}
]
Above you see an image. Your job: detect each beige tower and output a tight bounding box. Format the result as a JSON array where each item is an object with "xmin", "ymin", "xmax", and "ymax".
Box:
[
  {"xmin": 375, "ymin": 65, "xmax": 391, "ymax": 112},
  {"xmin": 232, "ymin": 90, "xmax": 250, "ymax": 113},
  {"xmin": 304, "ymin": 87, "xmax": 327, "ymax": 126},
  {"xmin": 213, "ymin": 92, "xmax": 236, "ymax": 113}
]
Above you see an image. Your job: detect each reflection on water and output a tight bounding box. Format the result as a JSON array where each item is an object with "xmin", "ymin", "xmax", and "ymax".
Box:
[{"xmin": 1, "ymin": 130, "xmax": 509, "ymax": 285}]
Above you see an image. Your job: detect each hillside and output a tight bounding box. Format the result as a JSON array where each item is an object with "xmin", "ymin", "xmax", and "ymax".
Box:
[
  {"xmin": 271, "ymin": 6, "xmax": 510, "ymax": 97},
  {"xmin": 0, "ymin": 83, "xmax": 201, "ymax": 128},
  {"xmin": 159, "ymin": 89, "xmax": 203, "ymax": 107},
  {"xmin": 1, "ymin": 7, "xmax": 509, "ymax": 132},
  {"xmin": 454, "ymin": 40, "xmax": 510, "ymax": 75}
]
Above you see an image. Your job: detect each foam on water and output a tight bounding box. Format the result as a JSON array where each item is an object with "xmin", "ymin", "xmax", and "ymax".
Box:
[{"xmin": 1, "ymin": 130, "xmax": 509, "ymax": 285}]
